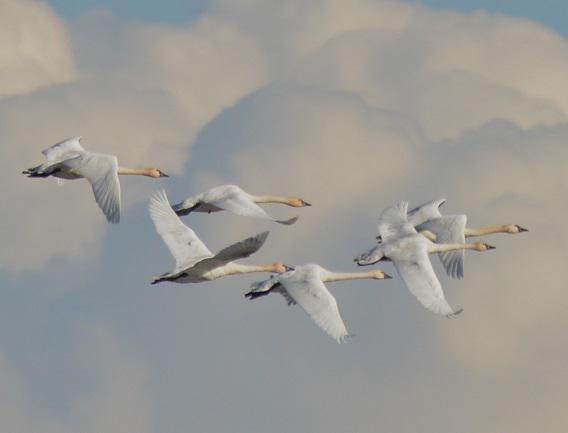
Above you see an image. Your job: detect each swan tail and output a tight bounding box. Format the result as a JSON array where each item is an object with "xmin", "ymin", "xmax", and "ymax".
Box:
[
  {"xmin": 172, "ymin": 201, "xmax": 200, "ymax": 216},
  {"xmin": 151, "ymin": 271, "xmax": 185, "ymax": 285},
  {"xmin": 244, "ymin": 290, "xmax": 270, "ymax": 300},
  {"xmin": 245, "ymin": 278, "xmax": 281, "ymax": 300},
  {"xmin": 22, "ymin": 164, "xmax": 54, "ymax": 177}
]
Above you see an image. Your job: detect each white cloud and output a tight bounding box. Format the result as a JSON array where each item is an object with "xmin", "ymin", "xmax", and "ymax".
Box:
[
  {"xmin": 0, "ymin": 4, "xmax": 268, "ymax": 271},
  {"xmin": 0, "ymin": 326, "xmax": 153, "ymax": 433},
  {"xmin": 0, "ymin": 0, "xmax": 77, "ymax": 97}
]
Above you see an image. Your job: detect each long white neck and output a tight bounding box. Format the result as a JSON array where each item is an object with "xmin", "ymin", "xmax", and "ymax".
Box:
[
  {"xmin": 223, "ymin": 263, "xmax": 281, "ymax": 275},
  {"xmin": 428, "ymin": 243, "xmax": 480, "ymax": 253},
  {"xmin": 464, "ymin": 225, "xmax": 510, "ymax": 237},
  {"xmin": 252, "ymin": 195, "xmax": 297, "ymax": 206},
  {"xmin": 321, "ymin": 270, "xmax": 383, "ymax": 283},
  {"xmin": 117, "ymin": 167, "xmax": 155, "ymax": 177}
]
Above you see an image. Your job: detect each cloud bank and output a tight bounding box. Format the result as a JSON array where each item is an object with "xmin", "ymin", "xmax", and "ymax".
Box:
[{"xmin": 2, "ymin": 0, "xmax": 568, "ymax": 432}]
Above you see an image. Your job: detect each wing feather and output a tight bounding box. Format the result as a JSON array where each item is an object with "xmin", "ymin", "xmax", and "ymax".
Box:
[
  {"xmin": 192, "ymin": 232, "xmax": 269, "ymax": 273},
  {"xmin": 417, "ymin": 215, "xmax": 467, "ymax": 279},
  {"xmin": 378, "ymin": 202, "xmax": 417, "ymax": 242},
  {"xmin": 407, "ymin": 198, "xmax": 445, "ymax": 226},
  {"xmin": 281, "ymin": 269, "xmax": 349, "ymax": 343},
  {"xmin": 149, "ymin": 190, "xmax": 212, "ymax": 268},
  {"xmin": 392, "ymin": 245, "xmax": 459, "ymax": 316},
  {"xmin": 42, "ymin": 137, "xmax": 85, "ymax": 162},
  {"xmin": 64, "ymin": 153, "xmax": 121, "ymax": 223}
]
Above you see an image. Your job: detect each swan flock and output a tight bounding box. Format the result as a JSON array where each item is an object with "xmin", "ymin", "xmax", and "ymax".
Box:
[{"xmin": 24, "ymin": 137, "xmax": 528, "ymax": 343}]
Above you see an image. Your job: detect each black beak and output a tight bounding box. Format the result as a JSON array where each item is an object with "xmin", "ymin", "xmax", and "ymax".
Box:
[
  {"xmin": 284, "ymin": 265, "xmax": 295, "ymax": 272},
  {"xmin": 303, "ymin": 201, "xmax": 312, "ymax": 207},
  {"xmin": 160, "ymin": 172, "xmax": 169, "ymax": 178},
  {"xmin": 383, "ymin": 272, "xmax": 392, "ymax": 279},
  {"xmin": 518, "ymin": 226, "xmax": 528, "ymax": 232},
  {"xmin": 487, "ymin": 244, "xmax": 496, "ymax": 250}
]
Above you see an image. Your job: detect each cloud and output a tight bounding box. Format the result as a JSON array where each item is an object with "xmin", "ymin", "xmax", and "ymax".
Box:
[
  {"xmin": 0, "ymin": 326, "xmax": 153, "ymax": 433},
  {"xmin": 0, "ymin": 0, "xmax": 77, "ymax": 97},
  {"xmin": 0, "ymin": 5, "xmax": 267, "ymax": 271}
]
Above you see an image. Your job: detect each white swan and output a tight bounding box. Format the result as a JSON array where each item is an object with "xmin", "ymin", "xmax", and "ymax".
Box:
[
  {"xmin": 378, "ymin": 198, "xmax": 527, "ymax": 279},
  {"xmin": 150, "ymin": 190, "xmax": 290, "ymax": 284},
  {"xmin": 245, "ymin": 264, "xmax": 391, "ymax": 343},
  {"xmin": 23, "ymin": 137, "xmax": 168, "ymax": 223},
  {"xmin": 355, "ymin": 202, "xmax": 495, "ymax": 317},
  {"xmin": 172, "ymin": 184, "xmax": 311, "ymax": 225}
]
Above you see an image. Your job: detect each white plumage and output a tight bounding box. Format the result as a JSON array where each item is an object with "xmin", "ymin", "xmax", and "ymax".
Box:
[
  {"xmin": 172, "ymin": 184, "xmax": 310, "ymax": 225},
  {"xmin": 149, "ymin": 190, "xmax": 288, "ymax": 284}
]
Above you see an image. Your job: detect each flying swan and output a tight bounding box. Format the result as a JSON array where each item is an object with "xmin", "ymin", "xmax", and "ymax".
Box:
[
  {"xmin": 172, "ymin": 184, "xmax": 311, "ymax": 225},
  {"xmin": 150, "ymin": 190, "xmax": 290, "ymax": 284},
  {"xmin": 23, "ymin": 137, "xmax": 168, "ymax": 223},
  {"xmin": 377, "ymin": 198, "xmax": 527, "ymax": 279},
  {"xmin": 245, "ymin": 264, "xmax": 391, "ymax": 343},
  {"xmin": 356, "ymin": 202, "xmax": 495, "ymax": 317}
]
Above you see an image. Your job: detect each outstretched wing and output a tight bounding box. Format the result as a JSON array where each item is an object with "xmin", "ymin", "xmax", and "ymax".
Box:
[
  {"xmin": 149, "ymin": 190, "xmax": 212, "ymax": 268},
  {"xmin": 392, "ymin": 245, "xmax": 461, "ymax": 317},
  {"xmin": 210, "ymin": 194, "xmax": 298, "ymax": 226},
  {"xmin": 417, "ymin": 215, "xmax": 467, "ymax": 279},
  {"xmin": 281, "ymin": 268, "xmax": 349, "ymax": 343},
  {"xmin": 407, "ymin": 198, "xmax": 446, "ymax": 226},
  {"xmin": 378, "ymin": 201, "xmax": 417, "ymax": 243},
  {"xmin": 193, "ymin": 231, "xmax": 269, "ymax": 273},
  {"xmin": 64, "ymin": 152, "xmax": 121, "ymax": 224},
  {"xmin": 42, "ymin": 137, "xmax": 85, "ymax": 162}
]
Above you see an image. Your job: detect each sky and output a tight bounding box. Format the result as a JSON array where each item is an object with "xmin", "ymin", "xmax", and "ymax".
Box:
[{"xmin": 1, "ymin": 0, "xmax": 567, "ymax": 432}]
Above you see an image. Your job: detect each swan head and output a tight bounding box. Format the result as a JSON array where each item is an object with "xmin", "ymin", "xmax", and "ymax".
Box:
[
  {"xmin": 146, "ymin": 168, "xmax": 169, "ymax": 178},
  {"xmin": 473, "ymin": 242, "xmax": 496, "ymax": 251},
  {"xmin": 371, "ymin": 270, "xmax": 392, "ymax": 279},
  {"xmin": 291, "ymin": 198, "xmax": 311, "ymax": 207},
  {"xmin": 507, "ymin": 224, "xmax": 528, "ymax": 234},
  {"xmin": 272, "ymin": 263, "xmax": 294, "ymax": 273}
]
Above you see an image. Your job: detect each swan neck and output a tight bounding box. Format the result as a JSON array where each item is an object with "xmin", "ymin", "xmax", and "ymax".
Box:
[
  {"xmin": 429, "ymin": 243, "xmax": 474, "ymax": 253},
  {"xmin": 118, "ymin": 167, "xmax": 153, "ymax": 176},
  {"xmin": 464, "ymin": 225, "xmax": 508, "ymax": 237},
  {"xmin": 322, "ymin": 271, "xmax": 377, "ymax": 283},
  {"xmin": 253, "ymin": 195, "xmax": 295, "ymax": 206},
  {"xmin": 225, "ymin": 263, "xmax": 276, "ymax": 275}
]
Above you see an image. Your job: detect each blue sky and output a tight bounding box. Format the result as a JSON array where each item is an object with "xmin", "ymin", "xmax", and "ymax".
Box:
[{"xmin": 48, "ymin": 0, "xmax": 568, "ymax": 35}]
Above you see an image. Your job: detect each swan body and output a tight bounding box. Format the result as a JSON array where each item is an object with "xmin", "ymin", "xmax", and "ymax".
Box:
[
  {"xmin": 172, "ymin": 184, "xmax": 311, "ymax": 225},
  {"xmin": 245, "ymin": 264, "xmax": 390, "ymax": 343},
  {"xmin": 356, "ymin": 202, "xmax": 495, "ymax": 317},
  {"xmin": 23, "ymin": 137, "xmax": 168, "ymax": 223},
  {"xmin": 150, "ymin": 190, "xmax": 289, "ymax": 284}
]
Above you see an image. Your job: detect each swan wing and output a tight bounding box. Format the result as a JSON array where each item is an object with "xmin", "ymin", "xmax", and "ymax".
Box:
[
  {"xmin": 392, "ymin": 245, "xmax": 459, "ymax": 316},
  {"xmin": 192, "ymin": 231, "xmax": 269, "ymax": 272},
  {"xmin": 281, "ymin": 268, "xmax": 349, "ymax": 343},
  {"xmin": 149, "ymin": 190, "xmax": 212, "ymax": 267},
  {"xmin": 418, "ymin": 215, "xmax": 467, "ymax": 279},
  {"xmin": 64, "ymin": 153, "xmax": 121, "ymax": 223},
  {"xmin": 378, "ymin": 201, "xmax": 417, "ymax": 242},
  {"xmin": 407, "ymin": 198, "xmax": 446, "ymax": 226},
  {"xmin": 42, "ymin": 137, "xmax": 85, "ymax": 162},
  {"xmin": 211, "ymin": 195, "xmax": 298, "ymax": 225}
]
